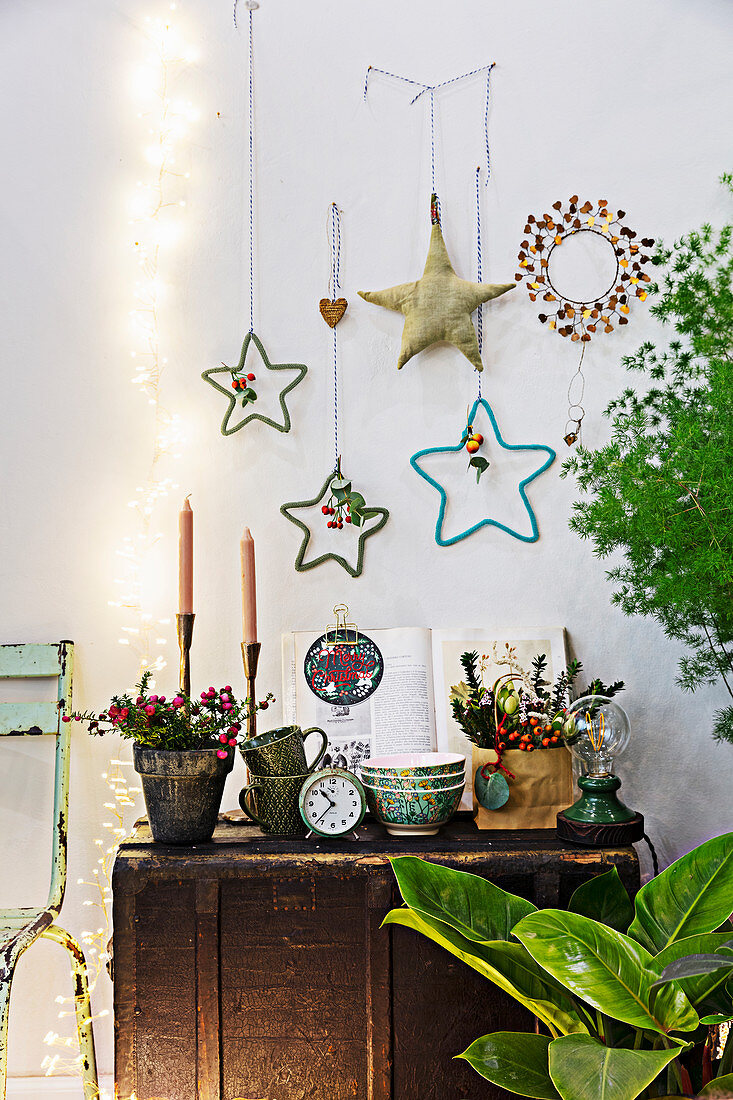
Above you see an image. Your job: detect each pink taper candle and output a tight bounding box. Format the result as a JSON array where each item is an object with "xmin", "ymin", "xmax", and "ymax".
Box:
[
  {"xmin": 178, "ymin": 496, "xmax": 194, "ymax": 614},
  {"xmin": 240, "ymin": 526, "xmax": 258, "ymax": 642}
]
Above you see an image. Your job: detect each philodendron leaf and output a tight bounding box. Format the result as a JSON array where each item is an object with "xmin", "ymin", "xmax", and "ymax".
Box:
[
  {"xmin": 651, "ymin": 934, "xmax": 733, "ymax": 1011},
  {"xmin": 627, "ymin": 831, "xmax": 733, "ymax": 954},
  {"xmin": 514, "ymin": 909, "xmax": 698, "ymax": 1034},
  {"xmin": 469, "ymin": 455, "xmax": 490, "ymax": 483},
  {"xmin": 568, "ymin": 868, "xmax": 634, "ymax": 933},
  {"xmin": 698, "ymin": 1074, "xmax": 733, "ymax": 1097},
  {"xmin": 548, "ymin": 1035, "xmax": 681, "ymax": 1100},
  {"xmin": 383, "ymin": 907, "xmax": 590, "ymax": 1036},
  {"xmin": 390, "ymin": 855, "xmax": 536, "ymax": 942},
  {"xmin": 651, "ymin": 949, "xmax": 733, "ymax": 991},
  {"xmin": 458, "ymin": 1032, "xmax": 560, "ymax": 1099},
  {"xmin": 700, "ymin": 1012, "xmax": 733, "ymax": 1024}
]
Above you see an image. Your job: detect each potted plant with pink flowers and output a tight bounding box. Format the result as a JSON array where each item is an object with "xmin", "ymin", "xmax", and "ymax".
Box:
[{"xmin": 68, "ymin": 671, "xmax": 274, "ymax": 844}]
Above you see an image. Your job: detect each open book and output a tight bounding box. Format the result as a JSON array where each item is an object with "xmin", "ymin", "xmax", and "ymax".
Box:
[{"xmin": 282, "ymin": 627, "xmax": 567, "ymax": 806}]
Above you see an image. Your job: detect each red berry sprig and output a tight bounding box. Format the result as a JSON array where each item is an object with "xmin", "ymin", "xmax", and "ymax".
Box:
[
  {"xmin": 321, "ymin": 494, "xmax": 352, "ymax": 530},
  {"xmin": 231, "ymin": 372, "xmax": 257, "ymax": 406}
]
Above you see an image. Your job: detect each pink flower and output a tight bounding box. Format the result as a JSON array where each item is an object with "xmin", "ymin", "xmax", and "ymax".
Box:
[
  {"xmin": 62, "ymin": 716, "xmax": 71, "ymax": 723},
  {"xmin": 144, "ymin": 705, "xmax": 155, "ymax": 716},
  {"xmin": 216, "ymin": 749, "xmax": 228, "ymax": 759},
  {"xmin": 223, "ymin": 685, "xmax": 232, "ymax": 693},
  {"xmin": 136, "ymin": 696, "xmax": 144, "ymax": 705},
  {"xmin": 228, "ymin": 738, "xmax": 237, "ymax": 747},
  {"xmin": 171, "ymin": 697, "xmax": 184, "ymax": 708},
  {"xmin": 220, "ymin": 693, "xmax": 230, "ymax": 703},
  {"xmin": 149, "ymin": 695, "xmax": 158, "ymax": 704},
  {"xmin": 222, "ymin": 702, "xmax": 233, "ymax": 711},
  {"xmin": 219, "ymin": 733, "xmax": 228, "ymax": 744},
  {"xmin": 200, "ymin": 692, "xmax": 208, "ymax": 700},
  {"xmin": 120, "ymin": 707, "xmax": 129, "ymax": 718},
  {"xmin": 158, "ymin": 696, "xmax": 166, "ymax": 704},
  {"xmin": 227, "ymin": 725, "xmax": 239, "ymax": 735}
]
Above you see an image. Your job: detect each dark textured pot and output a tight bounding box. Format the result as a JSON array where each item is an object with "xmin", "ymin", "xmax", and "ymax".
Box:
[{"xmin": 132, "ymin": 744, "xmax": 234, "ymax": 845}]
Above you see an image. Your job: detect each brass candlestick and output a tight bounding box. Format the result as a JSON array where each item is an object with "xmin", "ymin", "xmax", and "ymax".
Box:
[
  {"xmin": 176, "ymin": 613, "xmax": 195, "ymax": 697},
  {"xmin": 241, "ymin": 641, "xmax": 261, "ymax": 739}
]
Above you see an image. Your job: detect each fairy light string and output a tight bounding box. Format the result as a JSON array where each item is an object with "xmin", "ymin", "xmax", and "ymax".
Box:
[{"xmin": 43, "ymin": 10, "xmax": 196, "ymax": 1092}]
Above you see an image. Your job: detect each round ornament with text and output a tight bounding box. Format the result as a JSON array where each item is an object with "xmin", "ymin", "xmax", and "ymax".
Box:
[{"xmin": 304, "ymin": 631, "xmax": 384, "ymax": 706}]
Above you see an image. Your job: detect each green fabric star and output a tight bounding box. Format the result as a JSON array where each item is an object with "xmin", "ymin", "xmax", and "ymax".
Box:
[
  {"xmin": 201, "ymin": 330, "xmax": 307, "ymax": 435},
  {"xmin": 359, "ymin": 194, "xmax": 514, "ymax": 372},
  {"xmin": 280, "ymin": 472, "xmax": 389, "ymax": 577}
]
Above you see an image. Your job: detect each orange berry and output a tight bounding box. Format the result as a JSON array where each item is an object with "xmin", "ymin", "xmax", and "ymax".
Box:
[
  {"xmin": 526, "ymin": 744, "xmax": 535, "ymax": 752},
  {"xmin": 529, "ymin": 717, "xmax": 539, "ymax": 727},
  {"xmin": 466, "ymin": 439, "xmax": 480, "ymax": 454},
  {"xmin": 542, "ymin": 737, "xmax": 550, "ymax": 746},
  {"xmin": 519, "ymin": 742, "xmax": 527, "ymax": 750},
  {"xmin": 471, "ymin": 433, "xmax": 484, "ymax": 444}
]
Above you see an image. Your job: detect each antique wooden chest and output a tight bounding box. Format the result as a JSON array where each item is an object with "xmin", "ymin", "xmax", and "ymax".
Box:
[{"xmin": 113, "ymin": 816, "xmax": 639, "ymax": 1100}]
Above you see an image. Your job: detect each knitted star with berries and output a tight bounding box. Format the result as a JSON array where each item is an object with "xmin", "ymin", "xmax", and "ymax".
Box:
[{"xmin": 359, "ymin": 194, "xmax": 514, "ymax": 372}]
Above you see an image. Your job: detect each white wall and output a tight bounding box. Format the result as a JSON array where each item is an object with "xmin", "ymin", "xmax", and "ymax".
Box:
[{"xmin": 1, "ymin": 0, "xmax": 732, "ymax": 1082}]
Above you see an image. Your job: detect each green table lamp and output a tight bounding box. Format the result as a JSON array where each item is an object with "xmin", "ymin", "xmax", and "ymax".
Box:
[{"xmin": 556, "ymin": 694, "xmax": 644, "ymax": 847}]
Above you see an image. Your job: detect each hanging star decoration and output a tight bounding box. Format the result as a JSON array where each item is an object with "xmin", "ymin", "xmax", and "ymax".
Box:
[
  {"xmin": 359, "ymin": 194, "xmax": 514, "ymax": 372},
  {"xmin": 201, "ymin": 331, "xmax": 307, "ymax": 435},
  {"xmin": 280, "ymin": 466, "xmax": 389, "ymax": 577},
  {"xmin": 410, "ymin": 397, "xmax": 556, "ymax": 546}
]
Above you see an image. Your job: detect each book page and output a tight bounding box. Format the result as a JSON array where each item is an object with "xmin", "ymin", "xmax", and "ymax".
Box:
[
  {"xmin": 282, "ymin": 627, "xmax": 435, "ymax": 772},
  {"xmin": 432, "ymin": 627, "xmax": 568, "ymax": 807}
]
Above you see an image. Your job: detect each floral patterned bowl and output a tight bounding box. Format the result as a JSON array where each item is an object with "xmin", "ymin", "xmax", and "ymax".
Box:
[
  {"xmin": 360, "ymin": 768, "xmax": 465, "ymax": 791},
  {"xmin": 362, "ymin": 777, "xmax": 464, "ymax": 836},
  {"xmin": 361, "ymin": 753, "xmax": 466, "ymax": 778}
]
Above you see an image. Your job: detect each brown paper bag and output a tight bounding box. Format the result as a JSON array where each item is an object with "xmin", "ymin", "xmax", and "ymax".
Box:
[{"xmin": 472, "ymin": 745, "xmax": 573, "ymax": 830}]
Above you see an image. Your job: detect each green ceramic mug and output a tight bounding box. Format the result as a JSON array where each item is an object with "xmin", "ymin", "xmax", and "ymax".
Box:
[
  {"xmin": 239, "ymin": 773, "xmax": 309, "ymax": 836},
  {"xmin": 240, "ymin": 724, "xmax": 328, "ymax": 777}
]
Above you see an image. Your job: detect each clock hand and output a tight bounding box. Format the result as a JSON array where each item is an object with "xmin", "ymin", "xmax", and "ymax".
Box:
[{"xmin": 313, "ymin": 802, "xmax": 334, "ymax": 827}]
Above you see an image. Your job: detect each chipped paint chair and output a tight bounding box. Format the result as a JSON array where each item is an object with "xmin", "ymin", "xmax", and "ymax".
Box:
[{"xmin": 0, "ymin": 641, "xmax": 98, "ymax": 1100}]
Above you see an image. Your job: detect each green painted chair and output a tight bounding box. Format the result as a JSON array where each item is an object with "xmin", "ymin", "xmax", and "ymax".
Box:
[{"xmin": 0, "ymin": 641, "xmax": 98, "ymax": 1100}]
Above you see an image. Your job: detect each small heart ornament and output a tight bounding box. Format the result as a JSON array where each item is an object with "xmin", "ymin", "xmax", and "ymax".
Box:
[{"xmin": 319, "ymin": 297, "xmax": 348, "ymax": 328}]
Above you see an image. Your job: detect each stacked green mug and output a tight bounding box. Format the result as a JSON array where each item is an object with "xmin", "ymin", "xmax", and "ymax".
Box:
[{"xmin": 238, "ymin": 725, "xmax": 328, "ymax": 836}]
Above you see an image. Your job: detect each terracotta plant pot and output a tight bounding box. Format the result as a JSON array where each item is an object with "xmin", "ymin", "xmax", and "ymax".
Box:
[{"xmin": 133, "ymin": 744, "xmax": 234, "ymax": 845}]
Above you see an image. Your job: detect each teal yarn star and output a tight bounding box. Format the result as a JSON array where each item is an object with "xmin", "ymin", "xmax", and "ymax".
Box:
[
  {"xmin": 410, "ymin": 397, "xmax": 556, "ymax": 546},
  {"xmin": 201, "ymin": 330, "xmax": 307, "ymax": 435},
  {"xmin": 280, "ymin": 472, "xmax": 389, "ymax": 577}
]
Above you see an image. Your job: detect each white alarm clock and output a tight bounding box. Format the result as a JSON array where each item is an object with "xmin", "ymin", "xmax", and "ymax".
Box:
[{"xmin": 299, "ymin": 768, "xmax": 367, "ymax": 838}]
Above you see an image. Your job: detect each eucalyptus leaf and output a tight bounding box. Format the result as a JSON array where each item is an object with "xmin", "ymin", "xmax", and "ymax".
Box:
[
  {"xmin": 548, "ymin": 1035, "xmax": 681, "ymax": 1100},
  {"xmin": 332, "ymin": 486, "xmax": 349, "ymax": 504},
  {"xmin": 568, "ymin": 868, "xmax": 634, "ymax": 934},
  {"xmin": 458, "ymin": 1032, "xmax": 560, "ymax": 1098},
  {"xmin": 514, "ymin": 909, "xmax": 698, "ymax": 1034},
  {"xmin": 350, "ymin": 510, "xmax": 363, "ymax": 528},
  {"xmin": 348, "ymin": 492, "xmax": 366, "ymax": 512},
  {"xmin": 650, "ymin": 934, "xmax": 733, "ymax": 1011},
  {"xmin": 627, "ymin": 831, "xmax": 733, "ymax": 953},
  {"xmin": 469, "ymin": 455, "xmax": 490, "ymax": 484},
  {"xmin": 475, "ymin": 768, "xmax": 510, "ymax": 810},
  {"xmin": 389, "ymin": 855, "xmax": 536, "ymax": 942},
  {"xmin": 383, "ymin": 907, "xmax": 590, "ymax": 1036}
]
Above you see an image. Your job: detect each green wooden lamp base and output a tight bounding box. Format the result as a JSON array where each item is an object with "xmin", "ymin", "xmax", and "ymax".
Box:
[{"xmin": 557, "ymin": 773, "xmax": 644, "ymax": 847}]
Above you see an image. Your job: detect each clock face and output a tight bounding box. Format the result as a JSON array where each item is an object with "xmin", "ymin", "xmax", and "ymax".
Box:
[{"xmin": 299, "ymin": 768, "xmax": 366, "ymax": 837}]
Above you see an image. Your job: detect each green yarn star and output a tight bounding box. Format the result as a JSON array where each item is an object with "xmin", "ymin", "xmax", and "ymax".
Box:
[
  {"xmin": 201, "ymin": 330, "xmax": 307, "ymax": 435},
  {"xmin": 280, "ymin": 472, "xmax": 389, "ymax": 577}
]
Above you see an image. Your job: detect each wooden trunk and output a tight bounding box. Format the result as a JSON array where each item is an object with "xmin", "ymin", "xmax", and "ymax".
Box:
[{"xmin": 113, "ymin": 815, "xmax": 639, "ymax": 1100}]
